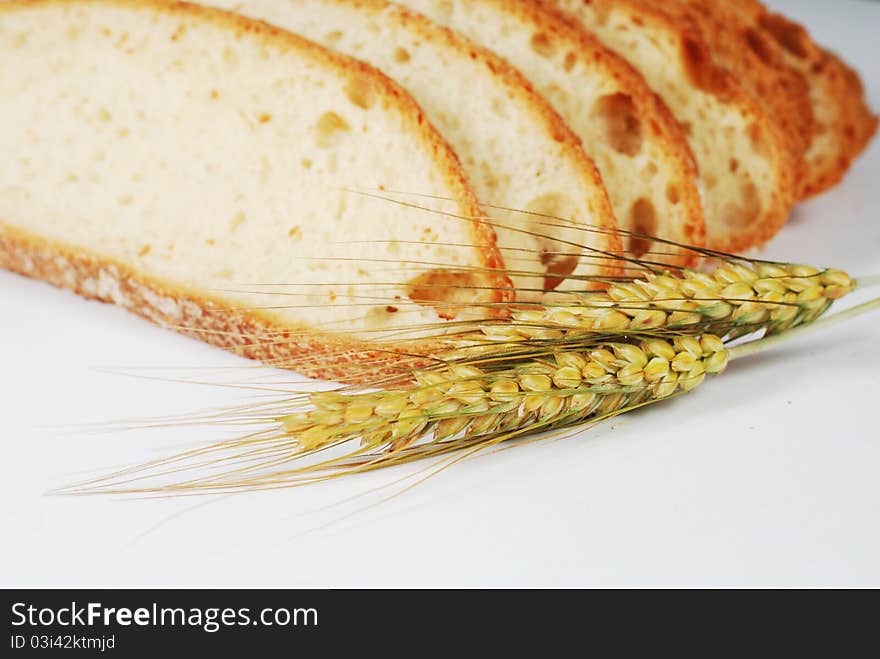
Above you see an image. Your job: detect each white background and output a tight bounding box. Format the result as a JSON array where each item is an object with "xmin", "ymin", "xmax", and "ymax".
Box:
[{"xmin": 2, "ymin": 0, "xmax": 878, "ymax": 587}]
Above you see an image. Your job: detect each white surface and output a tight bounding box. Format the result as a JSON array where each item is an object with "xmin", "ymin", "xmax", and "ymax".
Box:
[{"xmin": 1, "ymin": 0, "xmax": 879, "ymax": 588}]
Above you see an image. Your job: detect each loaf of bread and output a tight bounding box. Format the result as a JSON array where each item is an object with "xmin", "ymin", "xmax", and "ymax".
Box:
[
  {"xmin": 399, "ymin": 0, "xmax": 706, "ymax": 264},
  {"xmin": 548, "ymin": 0, "xmax": 797, "ymax": 253},
  {"xmin": 727, "ymin": 0, "xmax": 878, "ymax": 199},
  {"xmin": 209, "ymin": 0, "xmax": 622, "ymax": 296},
  {"xmin": 0, "ymin": 0, "xmax": 875, "ymax": 382},
  {"xmin": 0, "ymin": 0, "xmax": 513, "ymax": 381}
]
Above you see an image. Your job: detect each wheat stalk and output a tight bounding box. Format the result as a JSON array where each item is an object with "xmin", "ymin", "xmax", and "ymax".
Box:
[
  {"xmin": 279, "ymin": 334, "xmax": 728, "ymax": 455},
  {"xmin": 59, "ymin": 256, "xmax": 875, "ymax": 495},
  {"xmin": 468, "ymin": 262, "xmax": 854, "ymax": 346}
]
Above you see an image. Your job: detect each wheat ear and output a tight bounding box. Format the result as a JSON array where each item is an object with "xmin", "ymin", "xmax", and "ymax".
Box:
[
  {"xmin": 469, "ymin": 262, "xmax": 854, "ymax": 346},
  {"xmin": 59, "ymin": 260, "xmax": 874, "ymax": 494},
  {"xmin": 270, "ymin": 335, "xmax": 728, "ymax": 471}
]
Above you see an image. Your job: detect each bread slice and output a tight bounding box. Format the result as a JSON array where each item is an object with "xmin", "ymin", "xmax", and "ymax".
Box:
[
  {"xmin": 651, "ymin": 0, "xmax": 815, "ymax": 191},
  {"xmin": 0, "ymin": 0, "xmax": 513, "ymax": 382},
  {"xmin": 728, "ymin": 0, "xmax": 878, "ymax": 199},
  {"xmin": 549, "ymin": 0, "xmax": 797, "ymax": 253},
  {"xmin": 396, "ymin": 0, "xmax": 706, "ymax": 264},
  {"xmin": 211, "ymin": 0, "xmax": 621, "ymax": 297}
]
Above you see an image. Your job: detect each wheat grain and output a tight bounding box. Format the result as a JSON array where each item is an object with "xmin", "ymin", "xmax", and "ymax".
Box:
[
  {"xmin": 279, "ymin": 334, "xmax": 729, "ymax": 454},
  {"xmin": 471, "ymin": 262, "xmax": 854, "ymax": 346},
  {"xmin": 61, "ymin": 254, "xmax": 873, "ymax": 495}
]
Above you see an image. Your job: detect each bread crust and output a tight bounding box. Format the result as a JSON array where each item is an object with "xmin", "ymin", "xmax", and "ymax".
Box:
[
  {"xmin": 728, "ymin": 0, "xmax": 878, "ymax": 199},
  {"xmin": 0, "ymin": 0, "xmax": 520, "ymax": 378},
  {"xmin": 0, "ymin": 223, "xmax": 449, "ymax": 383},
  {"xmin": 822, "ymin": 51, "xmax": 879, "ymax": 193},
  {"xmin": 550, "ymin": 0, "xmax": 797, "ymax": 252}
]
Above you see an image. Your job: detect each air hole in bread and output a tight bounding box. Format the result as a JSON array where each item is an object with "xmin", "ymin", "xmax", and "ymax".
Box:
[
  {"xmin": 744, "ymin": 28, "xmax": 773, "ymax": 62},
  {"xmin": 344, "ymin": 76, "xmax": 374, "ymax": 110},
  {"xmin": 641, "ymin": 162, "xmax": 658, "ymax": 181},
  {"xmin": 593, "ymin": 93, "xmax": 643, "ymax": 156},
  {"xmin": 324, "ymin": 30, "xmax": 344, "ymax": 46},
  {"xmin": 364, "ymin": 304, "xmax": 399, "ymax": 329},
  {"xmin": 681, "ymin": 36, "xmax": 713, "ymax": 90},
  {"xmin": 759, "ymin": 15, "xmax": 809, "ymax": 59},
  {"xmin": 525, "ymin": 193, "xmax": 583, "ymax": 290},
  {"xmin": 729, "ymin": 158, "xmax": 739, "ymax": 173},
  {"xmin": 720, "ymin": 181, "xmax": 761, "ymax": 228},
  {"xmin": 530, "ymin": 32, "xmax": 557, "ymax": 58},
  {"xmin": 666, "ymin": 184, "xmax": 680, "ymax": 205},
  {"xmin": 539, "ymin": 250, "xmax": 579, "ymax": 292},
  {"xmin": 746, "ymin": 122, "xmax": 767, "ymax": 156},
  {"xmin": 393, "ymin": 47, "xmax": 411, "ymax": 63},
  {"xmin": 591, "ymin": 0, "xmax": 611, "ymax": 26},
  {"xmin": 315, "ymin": 111, "xmax": 350, "ymax": 147},
  {"xmin": 406, "ymin": 270, "xmax": 481, "ymax": 320},
  {"xmin": 629, "ymin": 198, "xmax": 657, "ymax": 258},
  {"xmin": 525, "ymin": 192, "xmax": 571, "ymax": 221}
]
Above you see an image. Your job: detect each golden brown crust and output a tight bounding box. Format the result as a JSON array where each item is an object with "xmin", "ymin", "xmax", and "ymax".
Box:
[
  {"xmin": 494, "ymin": 0, "xmax": 707, "ymax": 259},
  {"xmin": 0, "ymin": 223, "xmax": 447, "ymax": 384},
  {"xmin": 550, "ymin": 0, "xmax": 797, "ymax": 252},
  {"xmin": 805, "ymin": 50, "xmax": 878, "ymax": 196},
  {"xmin": 337, "ymin": 0, "xmax": 624, "ymax": 273},
  {"xmin": 728, "ymin": 0, "xmax": 878, "ymax": 199}
]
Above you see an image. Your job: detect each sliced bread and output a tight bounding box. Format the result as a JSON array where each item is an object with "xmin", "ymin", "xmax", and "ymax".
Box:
[
  {"xmin": 0, "ymin": 0, "xmax": 512, "ymax": 381},
  {"xmin": 211, "ymin": 0, "xmax": 622, "ymax": 297},
  {"xmin": 549, "ymin": 0, "xmax": 797, "ymax": 252},
  {"xmin": 654, "ymin": 0, "xmax": 815, "ymax": 189},
  {"xmin": 728, "ymin": 0, "xmax": 878, "ymax": 199},
  {"xmin": 398, "ymin": 0, "xmax": 706, "ymax": 264}
]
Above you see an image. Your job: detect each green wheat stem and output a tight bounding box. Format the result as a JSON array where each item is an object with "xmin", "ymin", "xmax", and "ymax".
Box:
[
  {"xmin": 855, "ymin": 274, "xmax": 880, "ymax": 288},
  {"xmin": 730, "ymin": 295, "xmax": 880, "ymax": 361}
]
